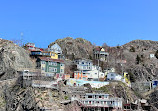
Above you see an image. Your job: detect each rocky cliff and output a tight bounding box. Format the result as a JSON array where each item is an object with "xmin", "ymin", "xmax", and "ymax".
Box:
[
  {"xmin": 105, "ymin": 40, "xmax": 158, "ymax": 82},
  {"xmin": 0, "ymin": 39, "xmax": 34, "ymax": 80},
  {"xmin": 49, "ymin": 37, "xmax": 94, "ymax": 60},
  {"xmin": 50, "ymin": 38, "xmax": 158, "ymax": 82}
]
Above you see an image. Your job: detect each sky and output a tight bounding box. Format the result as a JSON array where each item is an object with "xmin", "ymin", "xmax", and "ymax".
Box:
[{"xmin": 0, "ymin": 0, "xmax": 158, "ymax": 48}]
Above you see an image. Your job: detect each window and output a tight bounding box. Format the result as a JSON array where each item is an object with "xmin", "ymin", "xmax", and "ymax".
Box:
[
  {"xmin": 60, "ymin": 64, "xmax": 64, "ymax": 66},
  {"xmin": 49, "ymin": 67, "xmax": 57, "ymax": 72},
  {"xmin": 60, "ymin": 69, "xmax": 64, "ymax": 73},
  {"xmin": 41, "ymin": 61, "xmax": 45, "ymax": 64},
  {"xmin": 49, "ymin": 62, "xmax": 57, "ymax": 66},
  {"xmin": 48, "ymin": 62, "xmax": 52, "ymax": 65},
  {"xmin": 82, "ymin": 62, "xmax": 84, "ymax": 64},
  {"xmin": 95, "ymin": 73, "xmax": 97, "ymax": 75},
  {"xmin": 53, "ymin": 62, "xmax": 57, "ymax": 66},
  {"xmin": 88, "ymin": 95, "xmax": 93, "ymax": 98},
  {"xmin": 83, "ymin": 77, "xmax": 86, "ymax": 80},
  {"xmin": 60, "ymin": 73, "xmax": 63, "ymax": 77},
  {"xmin": 41, "ymin": 67, "xmax": 45, "ymax": 70}
]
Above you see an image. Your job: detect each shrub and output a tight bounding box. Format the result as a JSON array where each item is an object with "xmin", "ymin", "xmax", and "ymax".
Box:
[
  {"xmin": 129, "ymin": 46, "xmax": 135, "ymax": 52},
  {"xmin": 155, "ymin": 50, "xmax": 158, "ymax": 59}
]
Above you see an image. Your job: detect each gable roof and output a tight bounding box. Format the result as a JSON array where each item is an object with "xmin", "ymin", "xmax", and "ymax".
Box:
[{"xmin": 38, "ymin": 57, "xmax": 64, "ymax": 63}]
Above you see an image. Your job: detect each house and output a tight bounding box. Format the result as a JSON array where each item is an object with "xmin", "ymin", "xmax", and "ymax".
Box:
[
  {"xmin": 74, "ymin": 59, "xmax": 93, "ymax": 71},
  {"xmin": 104, "ymin": 68, "xmax": 115, "ymax": 75},
  {"xmin": 152, "ymin": 80, "xmax": 158, "ymax": 89},
  {"xmin": 93, "ymin": 47, "xmax": 109, "ymax": 61},
  {"xmin": 31, "ymin": 51, "xmax": 58, "ymax": 59},
  {"xmin": 49, "ymin": 52, "xmax": 58, "ymax": 59},
  {"xmin": 74, "ymin": 65, "xmax": 105, "ymax": 81},
  {"xmin": 24, "ymin": 43, "xmax": 43, "ymax": 51},
  {"xmin": 107, "ymin": 73, "xmax": 123, "ymax": 81},
  {"xmin": 64, "ymin": 74, "xmax": 70, "ymax": 80},
  {"xmin": 36, "ymin": 57, "xmax": 64, "ymax": 76},
  {"xmin": 149, "ymin": 54, "xmax": 155, "ymax": 58},
  {"xmin": 75, "ymin": 66, "xmax": 105, "ymax": 80},
  {"xmin": 124, "ymin": 72, "xmax": 131, "ymax": 85},
  {"xmin": 73, "ymin": 93, "xmax": 122, "ymax": 110},
  {"xmin": 48, "ymin": 43, "xmax": 63, "ymax": 59}
]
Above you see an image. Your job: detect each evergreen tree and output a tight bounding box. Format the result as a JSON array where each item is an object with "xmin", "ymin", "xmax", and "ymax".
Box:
[
  {"xmin": 155, "ymin": 50, "xmax": 158, "ymax": 59},
  {"xmin": 136, "ymin": 55, "xmax": 141, "ymax": 64}
]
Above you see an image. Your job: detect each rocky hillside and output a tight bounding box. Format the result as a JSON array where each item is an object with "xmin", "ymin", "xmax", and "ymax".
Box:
[
  {"xmin": 50, "ymin": 38, "xmax": 158, "ymax": 82},
  {"xmin": 0, "ymin": 39, "xmax": 34, "ymax": 80},
  {"xmin": 106, "ymin": 40, "xmax": 158, "ymax": 82},
  {"xmin": 49, "ymin": 37, "xmax": 94, "ymax": 59}
]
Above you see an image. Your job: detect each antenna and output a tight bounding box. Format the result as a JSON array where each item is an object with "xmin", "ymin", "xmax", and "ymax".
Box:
[{"xmin": 21, "ymin": 32, "xmax": 23, "ymax": 46}]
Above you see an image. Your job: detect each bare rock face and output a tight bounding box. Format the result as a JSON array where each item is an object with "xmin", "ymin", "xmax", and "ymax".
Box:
[
  {"xmin": 145, "ymin": 88, "xmax": 158, "ymax": 111},
  {"xmin": 0, "ymin": 39, "xmax": 34, "ymax": 80},
  {"xmin": 107, "ymin": 40, "xmax": 158, "ymax": 82},
  {"xmin": 49, "ymin": 37, "xmax": 94, "ymax": 59},
  {"xmin": 5, "ymin": 86, "xmax": 40, "ymax": 111},
  {"xmin": 122, "ymin": 40, "xmax": 158, "ymax": 82}
]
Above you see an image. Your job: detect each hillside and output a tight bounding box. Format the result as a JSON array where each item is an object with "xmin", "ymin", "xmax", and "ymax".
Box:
[
  {"xmin": 50, "ymin": 38, "xmax": 158, "ymax": 82},
  {"xmin": 0, "ymin": 39, "xmax": 34, "ymax": 80},
  {"xmin": 49, "ymin": 37, "xmax": 94, "ymax": 60},
  {"xmin": 122, "ymin": 40, "xmax": 158, "ymax": 82},
  {"xmin": 0, "ymin": 38, "xmax": 158, "ymax": 110}
]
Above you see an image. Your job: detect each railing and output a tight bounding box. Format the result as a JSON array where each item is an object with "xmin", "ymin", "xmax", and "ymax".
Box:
[
  {"xmin": 32, "ymin": 80, "xmax": 58, "ymax": 89},
  {"xmin": 78, "ymin": 98, "xmax": 122, "ymax": 108}
]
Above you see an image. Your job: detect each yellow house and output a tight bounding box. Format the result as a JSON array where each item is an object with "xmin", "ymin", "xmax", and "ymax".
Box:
[
  {"xmin": 124, "ymin": 72, "xmax": 131, "ymax": 85},
  {"xmin": 49, "ymin": 52, "xmax": 58, "ymax": 59}
]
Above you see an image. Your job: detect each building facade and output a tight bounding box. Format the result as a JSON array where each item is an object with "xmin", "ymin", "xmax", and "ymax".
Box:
[
  {"xmin": 25, "ymin": 43, "xmax": 43, "ymax": 51},
  {"xmin": 93, "ymin": 47, "xmax": 109, "ymax": 61},
  {"xmin": 72, "ymin": 93, "xmax": 122, "ymax": 110},
  {"xmin": 74, "ymin": 66, "xmax": 105, "ymax": 81},
  {"xmin": 107, "ymin": 72, "xmax": 123, "ymax": 81},
  {"xmin": 74, "ymin": 59, "xmax": 93, "ymax": 71},
  {"xmin": 36, "ymin": 57, "xmax": 64, "ymax": 75},
  {"xmin": 31, "ymin": 51, "xmax": 58, "ymax": 59},
  {"xmin": 48, "ymin": 43, "xmax": 63, "ymax": 59}
]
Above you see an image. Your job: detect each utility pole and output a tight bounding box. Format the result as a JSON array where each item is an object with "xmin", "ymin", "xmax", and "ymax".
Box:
[
  {"xmin": 98, "ymin": 59, "xmax": 99, "ymax": 81},
  {"xmin": 120, "ymin": 48, "xmax": 124, "ymax": 76}
]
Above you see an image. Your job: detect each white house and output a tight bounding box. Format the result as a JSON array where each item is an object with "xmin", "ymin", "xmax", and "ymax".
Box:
[
  {"xmin": 85, "ymin": 66, "xmax": 105, "ymax": 80},
  {"xmin": 74, "ymin": 65, "xmax": 105, "ymax": 81},
  {"xmin": 149, "ymin": 54, "xmax": 155, "ymax": 58},
  {"xmin": 104, "ymin": 68, "xmax": 115, "ymax": 75},
  {"xmin": 107, "ymin": 72, "xmax": 123, "ymax": 81},
  {"xmin": 74, "ymin": 59, "xmax": 93, "ymax": 71},
  {"xmin": 48, "ymin": 43, "xmax": 62, "ymax": 54}
]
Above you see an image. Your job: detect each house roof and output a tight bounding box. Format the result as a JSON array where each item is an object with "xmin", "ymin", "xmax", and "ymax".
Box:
[
  {"xmin": 94, "ymin": 47, "xmax": 108, "ymax": 52},
  {"xmin": 38, "ymin": 57, "xmax": 64, "ymax": 63},
  {"xmin": 75, "ymin": 58, "xmax": 92, "ymax": 62},
  {"xmin": 95, "ymin": 47, "xmax": 102, "ymax": 51}
]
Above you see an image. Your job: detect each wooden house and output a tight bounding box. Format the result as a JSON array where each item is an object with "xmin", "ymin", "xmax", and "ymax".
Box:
[
  {"xmin": 36, "ymin": 57, "xmax": 64, "ymax": 74},
  {"xmin": 31, "ymin": 51, "xmax": 58, "ymax": 59},
  {"xmin": 93, "ymin": 47, "xmax": 109, "ymax": 61},
  {"xmin": 48, "ymin": 43, "xmax": 63, "ymax": 59}
]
